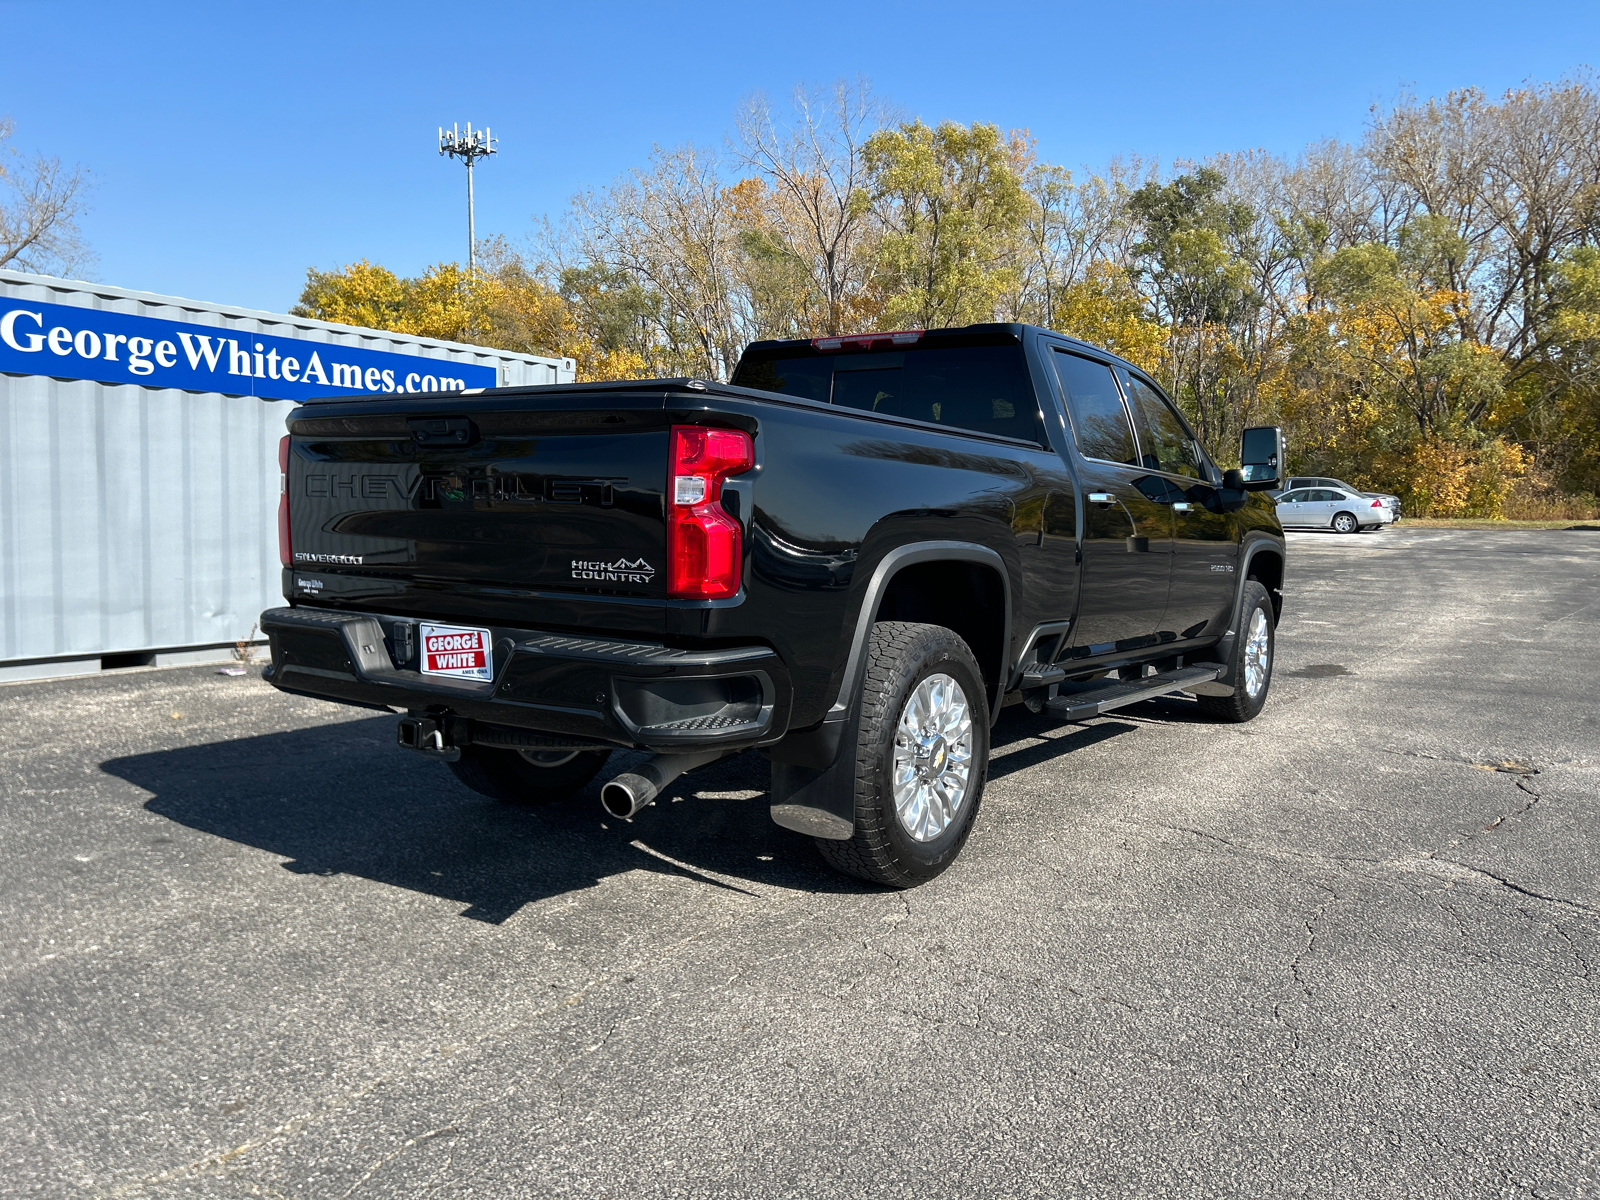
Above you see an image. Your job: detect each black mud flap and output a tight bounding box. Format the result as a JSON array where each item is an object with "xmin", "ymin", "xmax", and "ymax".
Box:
[{"xmin": 766, "ymin": 714, "xmax": 854, "ymax": 840}]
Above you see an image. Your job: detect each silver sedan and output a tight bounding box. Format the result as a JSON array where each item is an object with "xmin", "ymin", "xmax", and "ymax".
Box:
[{"xmin": 1275, "ymin": 486, "xmax": 1393, "ymax": 533}]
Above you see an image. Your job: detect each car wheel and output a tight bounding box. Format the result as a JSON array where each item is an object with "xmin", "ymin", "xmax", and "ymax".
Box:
[
  {"xmin": 813, "ymin": 621, "xmax": 989, "ymax": 888},
  {"xmin": 1332, "ymin": 512, "xmax": 1359, "ymax": 533},
  {"xmin": 448, "ymin": 745, "xmax": 611, "ymax": 804},
  {"xmin": 1196, "ymin": 581, "xmax": 1275, "ymax": 724}
]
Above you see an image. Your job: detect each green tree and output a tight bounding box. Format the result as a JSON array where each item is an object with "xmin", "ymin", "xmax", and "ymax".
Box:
[
  {"xmin": 862, "ymin": 120, "xmax": 1030, "ymax": 328},
  {"xmin": 1128, "ymin": 167, "xmax": 1260, "ymax": 447}
]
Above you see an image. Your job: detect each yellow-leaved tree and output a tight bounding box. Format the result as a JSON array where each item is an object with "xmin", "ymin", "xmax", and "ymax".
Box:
[
  {"xmin": 862, "ymin": 120, "xmax": 1030, "ymax": 329},
  {"xmin": 291, "ymin": 245, "xmax": 644, "ymax": 381},
  {"xmin": 1052, "ymin": 261, "xmax": 1165, "ymax": 376}
]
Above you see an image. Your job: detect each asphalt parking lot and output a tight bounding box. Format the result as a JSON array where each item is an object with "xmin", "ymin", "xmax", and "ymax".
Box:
[{"xmin": 3, "ymin": 527, "xmax": 1598, "ymax": 1199}]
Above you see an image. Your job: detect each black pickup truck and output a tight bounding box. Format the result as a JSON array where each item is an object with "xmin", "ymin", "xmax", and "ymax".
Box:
[{"xmin": 261, "ymin": 323, "xmax": 1287, "ymax": 887}]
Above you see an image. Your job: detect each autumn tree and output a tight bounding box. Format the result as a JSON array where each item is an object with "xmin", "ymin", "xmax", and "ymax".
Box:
[
  {"xmin": 562, "ymin": 143, "xmax": 751, "ymax": 379},
  {"xmin": 862, "ymin": 120, "xmax": 1030, "ymax": 329},
  {"xmin": 734, "ymin": 80, "xmax": 888, "ymax": 336},
  {"xmin": 1128, "ymin": 167, "xmax": 1260, "ymax": 447}
]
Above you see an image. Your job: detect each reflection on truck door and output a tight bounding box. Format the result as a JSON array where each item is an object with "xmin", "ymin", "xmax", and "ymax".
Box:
[
  {"xmin": 1050, "ymin": 349, "xmax": 1172, "ymax": 654},
  {"xmin": 1120, "ymin": 370, "xmax": 1237, "ymax": 642}
]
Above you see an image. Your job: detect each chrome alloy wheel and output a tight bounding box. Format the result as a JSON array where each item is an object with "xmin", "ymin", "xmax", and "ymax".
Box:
[
  {"xmin": 891, "ymin": 672, "xmax": 974, "ymax": 842},
  {"xmin": 1243, "ymin": 607, "xmax": 1271, "ymax": 699}
]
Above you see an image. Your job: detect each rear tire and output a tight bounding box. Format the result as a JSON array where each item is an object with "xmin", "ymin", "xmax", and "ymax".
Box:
[
  {"xmin": 1332, "ymin": 512, "xmax": 1358, "ymax": 534},
  {"xmin": 448, "ymin": 745, "xmax": 611, "ymax": 804},
  {"xmin": 1196, "ymin": 581, "xmax": 1275, "ymax": 724},
  {"xmin": 813, "ymin": 622, "xmax": 989, "ymax": 888}
]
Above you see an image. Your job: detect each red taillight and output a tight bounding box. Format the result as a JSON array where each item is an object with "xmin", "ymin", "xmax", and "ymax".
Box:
[
  {"xmin": 810, "ymin": 330, "xmax": 923, "ymax": 352},
  {"xmin": 667, "ymin": 425, "xmax": 754, "ymax": 599},
  {"xmin": 277, "ymin": 435, "xmax": 292, "ymax": 567},
  {"xmin": 1371, "ymin": 499, "xmax": 1383, "ymax": 508}
]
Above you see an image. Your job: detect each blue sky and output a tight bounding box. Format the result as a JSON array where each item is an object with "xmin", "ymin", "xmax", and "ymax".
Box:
[{"xmin": 2, "ymin": 0, "xmax": 1595, "ymax": 313}]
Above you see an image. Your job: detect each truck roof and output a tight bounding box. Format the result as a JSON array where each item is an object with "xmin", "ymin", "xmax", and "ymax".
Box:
[{"xmin": 739, "ymin": 322, "xmax": 1136, "ymax": 371}]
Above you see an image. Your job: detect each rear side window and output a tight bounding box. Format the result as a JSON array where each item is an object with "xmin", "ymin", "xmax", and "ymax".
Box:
[
  {"xmin": 1052, "ymin": 350, "xmax": 1136, "ymax": 465},
  {"xmin": 1122, "ymin": 374, "xmax": 1204, "ymax": 479},
  {"xmin": 735, "ymin": 345, "xmax": 1043, "ymax": 443}
]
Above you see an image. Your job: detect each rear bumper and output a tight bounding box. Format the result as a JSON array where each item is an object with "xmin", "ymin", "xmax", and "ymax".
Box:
[{"xmin": 260, "ymin": 606, "xmax": 792, "ymax": 753}]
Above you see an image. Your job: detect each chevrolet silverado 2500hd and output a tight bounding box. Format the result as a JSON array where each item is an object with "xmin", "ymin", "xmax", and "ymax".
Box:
[{"xmin": 261, "ymin": 323, "xmax": 1287, "ymax": 887}]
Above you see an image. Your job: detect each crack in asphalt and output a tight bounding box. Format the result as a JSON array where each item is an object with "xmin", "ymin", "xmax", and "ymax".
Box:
[
  {"xmin": 340, "ymin": 1123, "xmax": 461, "ymax": 1199},
  {"xmin": 1434, "ymin": 860, "xmax": 1598, "ymax": 917},
  {"xmin": 1550, "ymin": 922, "xmax": 1595, "ymax": 985},
  {"xmin": 1125, "ymin": 819, "xmax": 1381, "ymax": 872}
]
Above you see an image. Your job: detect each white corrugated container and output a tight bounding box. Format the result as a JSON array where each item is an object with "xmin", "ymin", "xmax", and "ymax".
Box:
[{"xmin": 0, "ymin": 269, "xmax": 575, "ymax": 681}]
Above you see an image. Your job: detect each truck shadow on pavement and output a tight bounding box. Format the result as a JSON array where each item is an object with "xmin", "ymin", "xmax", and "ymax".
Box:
[{"xmin": 100, "ymin": 707, "xmax": 1138, "ymax": 922}]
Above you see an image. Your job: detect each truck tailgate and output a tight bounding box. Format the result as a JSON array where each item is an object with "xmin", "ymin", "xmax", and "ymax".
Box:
[{"xmin": 285, "ymin": 400, "xmax": 668, "ymax": 626}]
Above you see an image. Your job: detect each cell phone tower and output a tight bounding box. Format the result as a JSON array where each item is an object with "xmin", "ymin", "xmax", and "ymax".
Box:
[{"xmin": 438, "ymin": 122, "xmax": 497, "ymax": 275}]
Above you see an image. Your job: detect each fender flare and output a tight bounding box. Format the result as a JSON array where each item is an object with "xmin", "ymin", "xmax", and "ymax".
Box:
[
  {"xmin": 1209, "ymin": 533, "xmax": 1286, "ymax": 690},
  {"xmin": 767, "ymin": 540, "xmax": 1012, "ymax": 840},
  {"xmin": 836, "ymin": 541, "xmax": 1011, "ymax": 718}
]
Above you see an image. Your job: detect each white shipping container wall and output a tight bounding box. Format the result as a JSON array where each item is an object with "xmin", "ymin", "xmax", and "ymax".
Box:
[
  {"xmin": 0, "ymin": 375, "xmax": 288, "ymax": 661},
  {"xmin": 0, "ymin": 270, "xmax": 575, "ymax": 669}
]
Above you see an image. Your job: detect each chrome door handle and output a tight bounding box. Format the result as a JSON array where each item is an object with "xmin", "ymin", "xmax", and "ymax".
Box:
[
  {"xmin": 1172, "ymin": 501, "xmax": 1192, "ymax": 512},
  {"xmin": 1088, "ymin": 492, "xmax": 1114, "ymax": 504}
]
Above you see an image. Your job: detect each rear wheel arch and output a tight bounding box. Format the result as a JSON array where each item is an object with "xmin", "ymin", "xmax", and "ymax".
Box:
[
  {"xmin": 872, "ymin": 558, "xmax": 1008, "ymax": 714},
  {"xmin": 827, "ymin": 542, "xmax": 1011, "ymax": 727}
]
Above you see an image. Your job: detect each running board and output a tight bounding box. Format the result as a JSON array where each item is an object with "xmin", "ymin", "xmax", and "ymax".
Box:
[{"xmin": 1043, "ymin": 664, "xmax": 1224, "ymax": 722}]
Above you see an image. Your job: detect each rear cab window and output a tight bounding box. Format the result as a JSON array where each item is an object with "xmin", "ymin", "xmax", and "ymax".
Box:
[{"xmin": 732, "ymin": 331, "xmax": 1045, "ymax": 444}]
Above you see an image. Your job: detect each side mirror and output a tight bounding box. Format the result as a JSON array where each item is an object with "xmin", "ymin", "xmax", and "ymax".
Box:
[{"xmin": 1238, "ymin": 426, "xmax": 1286, "ymax": 491}]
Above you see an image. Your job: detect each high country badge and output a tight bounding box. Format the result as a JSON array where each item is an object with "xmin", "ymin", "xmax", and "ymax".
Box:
[{"xmin": 571, "ymin": 556, "xmax": 657, "ymax": 584}]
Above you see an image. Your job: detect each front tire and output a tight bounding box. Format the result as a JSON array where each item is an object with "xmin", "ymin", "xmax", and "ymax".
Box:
[
  {"xmin": 1196, "ymin": 581, "xmax": 1275, "ymax": 723},
  {"xmin": 448, "ymin": 745, "xmax": 611, "ymax": 804},
  {"xmin": 814, "ymin": 622, "xmax": 989, "ymax": 888}
]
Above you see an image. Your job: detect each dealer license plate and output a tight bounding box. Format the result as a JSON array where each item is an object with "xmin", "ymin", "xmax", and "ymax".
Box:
[{"xmin": 419, "ymin": 622, "xmax": 494, "ymax": 681}]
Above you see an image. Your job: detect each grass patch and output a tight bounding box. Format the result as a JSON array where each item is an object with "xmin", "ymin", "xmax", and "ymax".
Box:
[{"xmin": 1400, "ymin": 517, "xmax": 1600, "ymax": 530}]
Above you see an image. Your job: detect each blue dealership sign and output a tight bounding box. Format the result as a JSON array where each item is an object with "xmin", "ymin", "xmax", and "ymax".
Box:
[{"xmin": 0, "ymin": 298, "xmax": 497, "ymax": 401}]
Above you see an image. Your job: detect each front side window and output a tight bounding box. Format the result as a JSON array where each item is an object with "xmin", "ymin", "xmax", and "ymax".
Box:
[
  {"xmin": 1278, "ymin": 490, "xmax": 1307, "ymax": 503},
  {"xmin": 1052, "ymin": 350, "xmax": 1136, "ymax": 465},
  {"xmin": 1122, "ymin": 374, "xmax": 1204, "ymax": 479}
]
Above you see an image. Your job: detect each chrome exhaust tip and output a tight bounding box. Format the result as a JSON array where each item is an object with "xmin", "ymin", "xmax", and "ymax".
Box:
[
  {"xmin": 601, "ymin": 774, "xmax": 654, "ymax": 819},
  {"xmin": 599, "ymin": 750, "xmax": 728, "ymax": 820}
]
